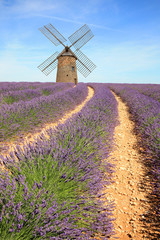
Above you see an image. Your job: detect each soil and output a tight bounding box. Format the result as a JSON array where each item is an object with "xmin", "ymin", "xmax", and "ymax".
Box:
[{"xmin": 104, "ymin": 91, "xmax": 151, "ymax": 240}]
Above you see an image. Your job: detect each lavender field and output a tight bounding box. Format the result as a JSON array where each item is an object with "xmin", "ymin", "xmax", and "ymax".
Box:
[{"xmin": 0, "ymin": 82, "xmax": 160, "ymax": 239}]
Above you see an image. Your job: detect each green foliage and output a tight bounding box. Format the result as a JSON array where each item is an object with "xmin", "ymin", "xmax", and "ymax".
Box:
[
  {"xmin": 2, "ymin": 96, "xmax": 18, "ymax": 104},
  {"xmin": 41, "ymin": 89, "xmax": 50, "ymax": 96}
]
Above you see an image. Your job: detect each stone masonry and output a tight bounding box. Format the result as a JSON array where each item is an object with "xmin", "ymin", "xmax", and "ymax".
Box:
[{"xmin": 56, "ymin": 55, "xmax": 78, "ymax": 85}]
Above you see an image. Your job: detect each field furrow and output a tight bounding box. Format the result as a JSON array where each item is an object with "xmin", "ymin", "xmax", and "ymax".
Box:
[
  {"xmin": 104, "ymin": 91, "xmax": 151, "ymax": 239},
  {"xmin": 109, "ymin": 85, "xmax": 160, "ymax": 239},
  {"xmin": 0, "ymin": 83, "xmax": 88, "ymax": 151},
  {"xmin": 0, "ymin": 86, "xmax": 94, "ymax": 160}
]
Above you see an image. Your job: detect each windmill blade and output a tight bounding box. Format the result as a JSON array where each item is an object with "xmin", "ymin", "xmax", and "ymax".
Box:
[
  {"xmin": 38, "ymin": 52, "xmax": 59, "ymax": 76},
  {"xmin": 39, "ymin": 23, "xmax": 67, "ymax": 47},
  {"xmin": 68, "ymin": 24, "xmax": 94, "ymax": 50},
  {"xmin": 74, "ymin": 50, "xmax": 96, "ymax": 78}
]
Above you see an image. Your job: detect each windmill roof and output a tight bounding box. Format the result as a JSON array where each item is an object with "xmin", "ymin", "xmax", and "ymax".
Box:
[
  {"xmin": 61, "ymin": 51, "xmax": 73, "ymax": 56},
  {"xmin": 57, "ymin": 47, "xmax": 77, "ymax": 59}
]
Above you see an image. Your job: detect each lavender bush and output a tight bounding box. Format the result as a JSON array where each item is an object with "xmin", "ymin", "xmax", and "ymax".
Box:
[
  {"xmin": 0, "ymin": 83, "xmax": 118, "ymax": 239},
  {"xmin": 0, "ymin": 83, "xmax": 87, "ymax": 141}
]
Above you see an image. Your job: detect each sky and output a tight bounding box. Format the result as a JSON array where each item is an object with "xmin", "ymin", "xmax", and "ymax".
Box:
[{"xmin": 0, "ymin": 0, "xmax": 160, "ymax": 84}]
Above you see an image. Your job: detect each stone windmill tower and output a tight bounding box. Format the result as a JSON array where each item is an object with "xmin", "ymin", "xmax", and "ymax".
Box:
[{"xmin": 38, "ymin": 24, "xmax": 96, "ymax": 85}]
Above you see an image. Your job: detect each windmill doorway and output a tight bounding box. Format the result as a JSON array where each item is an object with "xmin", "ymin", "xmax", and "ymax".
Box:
[{"xmin": 74, "ymin": 78, "xmax": 77, "ymax": 85}]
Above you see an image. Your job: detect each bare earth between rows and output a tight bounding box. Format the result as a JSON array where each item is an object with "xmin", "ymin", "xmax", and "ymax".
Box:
[{"xmin": 104, "ymin": 91, "xmax": 151, "ymax": 240}]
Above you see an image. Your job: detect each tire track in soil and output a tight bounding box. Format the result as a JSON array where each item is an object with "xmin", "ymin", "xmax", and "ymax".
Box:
[
  {"xmin": 103, "ymin": 91, "xmax": 151, "ymax": 240},
  {"xmin": 0, "ymin": 86, "xmax": 94, "ymax": 162}
]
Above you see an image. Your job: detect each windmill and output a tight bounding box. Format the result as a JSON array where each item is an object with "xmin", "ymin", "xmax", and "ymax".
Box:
[{"xmin": 38, "ymin": 23, "xmax": 96, "ymax": 85}]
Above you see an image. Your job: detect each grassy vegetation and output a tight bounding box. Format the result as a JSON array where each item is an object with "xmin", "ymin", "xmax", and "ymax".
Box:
[{"xmin": 0, "ymin": 84, "xmax": 117, "ymax": 239}]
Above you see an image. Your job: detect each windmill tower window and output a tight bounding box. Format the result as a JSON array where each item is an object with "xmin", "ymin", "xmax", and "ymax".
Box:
[{"xmin": 72, "ymin": 66, "xmax": 75, "ymax": 71}]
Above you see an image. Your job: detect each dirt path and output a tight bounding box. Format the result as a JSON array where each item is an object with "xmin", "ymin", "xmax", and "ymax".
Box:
[
  {"xmin": 104, "ymin": 91, "xmax": 150, "ymax": 240},
  {"xmin": 0, "ymin": 86, "xmax": 94, "ymax": 160}
]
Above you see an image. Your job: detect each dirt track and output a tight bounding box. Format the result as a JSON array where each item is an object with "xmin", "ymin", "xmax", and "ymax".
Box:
[{"xmin": 104, "ymin": 91, "xmax": 150, "ymax": 240}]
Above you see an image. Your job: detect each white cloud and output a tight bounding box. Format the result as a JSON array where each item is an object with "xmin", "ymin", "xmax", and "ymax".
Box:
[
  {"xmin": 13, "ymin": 0, "xmax": 58, "ymax": 13},
  {"xmin": 34, "ymin": 14, "xmax": 84, "ymax": 25},
  {"xmin": 83, "ymin": 40, "xmax": 160, "ymax": 83},
  {"xmin": 98, "ymin": 41, "xmax": 160, "ymax": 73},
  {"xmin": 33, "ymin": 13, "xmax": 124, "ymax": 33},
  {"xmin": 5, "ymin": 40, "xmax": 24, "ymax": 50},
  {"xmin": 0, "ymin": 0, "xmax": 62, "ymax": 19},
  {"xmin": 0, "ymin": 0, "xmax": 123, "ymax": 32},
  {"xmin": 0, "ymin": 51, "xmax": 56, "ymax": 82}
]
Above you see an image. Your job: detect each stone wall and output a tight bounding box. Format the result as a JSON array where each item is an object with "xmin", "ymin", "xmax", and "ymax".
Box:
[{"xmin": 56, "ymin": 56, "xmax": 78, "ymax": 85}]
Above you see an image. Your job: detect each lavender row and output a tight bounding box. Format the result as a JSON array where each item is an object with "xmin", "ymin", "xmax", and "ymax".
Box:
[
  {"xmin": 109, "ymin": 84, "xmax": 160, "ymax": 235},
  {"xmin": 124, "ymin": 84, "xmax": 160, "ymax": 103},
  {"xmin": 0, "ymin": 83, "xmax": 73, "ymax": 105},
  {"xmin": 0, "ymin": 83, "xmax": 87, "ymax": 141},
  {"xmin": 0, "ymin": 82, "xmax": 56, "ymax": 94},
  {"xmin": 109, "ymin": 84, "xmax": 160, "ymax": 156},
  {"xmin": 0, "ymin": 83, "xmax": 118, "ymax": 239}
]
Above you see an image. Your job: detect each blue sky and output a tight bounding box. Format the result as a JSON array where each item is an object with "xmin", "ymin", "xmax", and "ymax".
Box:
[{"xmin": 0, "ymin": 0, "xmax": 160, "ymax": 84}]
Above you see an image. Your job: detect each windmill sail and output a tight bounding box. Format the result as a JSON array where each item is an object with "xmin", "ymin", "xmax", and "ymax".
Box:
[
  {"xmin": 39, "ymin": 24, "xmax": 67, "ymax": 46},
  {"xmin": 74, "ymin": 49, "xmax": 96, "ymax": 78},
  {"xmin": 38, "ymin": 52, "xmax": 59, "ymax": 76},
  {"xmin": 68, "ymin": 24, "xmax": 94, "ymax": 50},
  {"xmin": 38, "ymin": 23, "xmax": 96, "ymax": 81}
]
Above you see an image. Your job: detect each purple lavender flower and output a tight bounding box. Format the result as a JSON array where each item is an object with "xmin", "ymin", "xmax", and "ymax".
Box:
[{"xmin": 0, "ymin": 82, "xmax": 118, "ymax": 239}]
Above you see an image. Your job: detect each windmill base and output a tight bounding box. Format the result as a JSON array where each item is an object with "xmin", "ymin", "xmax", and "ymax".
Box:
[{"xmin": 56, "ymin": 55, "xmax": 78, "ymax": 85}]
